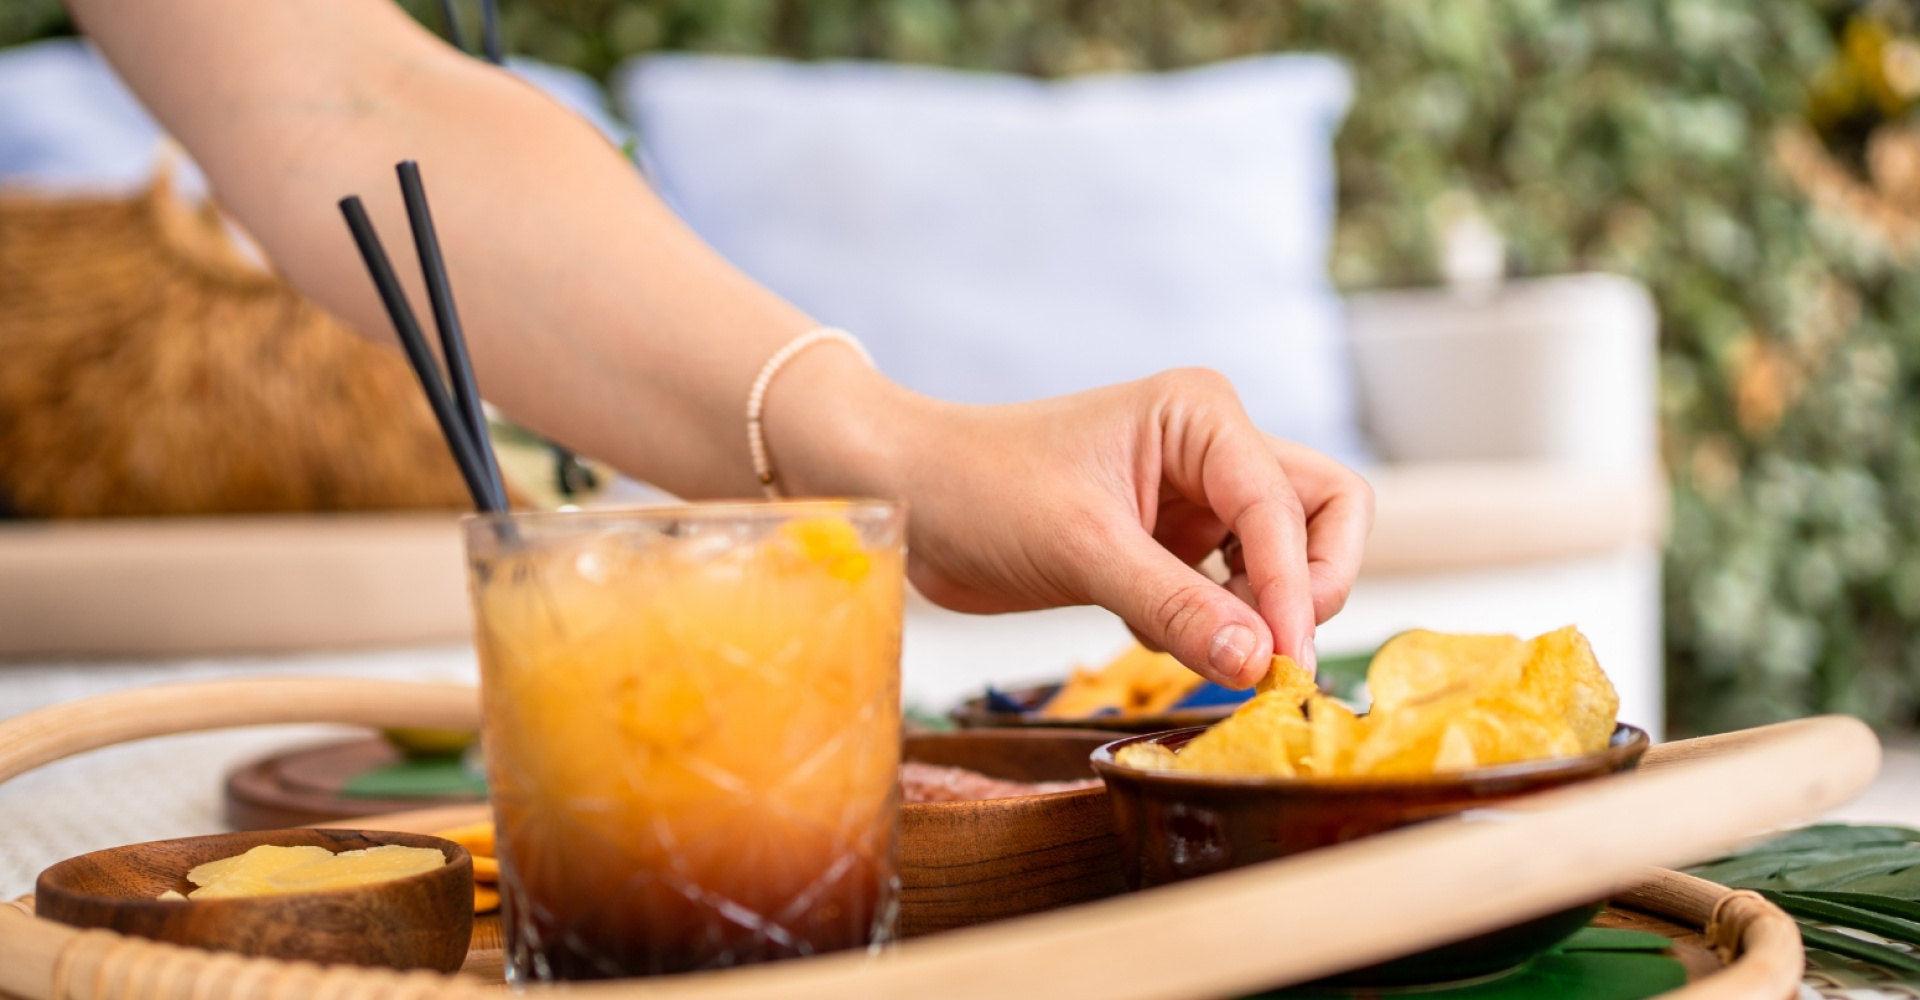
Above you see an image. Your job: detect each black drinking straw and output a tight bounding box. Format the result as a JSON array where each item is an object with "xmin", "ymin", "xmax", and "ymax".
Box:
[
  {"xmin": 338, "ymin": 194, "xmax": 506, "ymax": 513},
  {"xmin": 479, "ymin": 0, "xmax": 504, "ymax": 65},
  {"xmin": 396, "ymin": 160, "xmax": 507, "ymax": 509}
]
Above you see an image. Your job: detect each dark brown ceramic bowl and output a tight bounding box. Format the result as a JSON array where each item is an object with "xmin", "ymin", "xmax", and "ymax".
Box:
[
  {"xmin": 949, "ymin": 682, "xmax": 1241, "ymax": 734},
  {"xmin": 36, "ymin": 828, "xmax": 474, "ymax": 971},
  {"xmin": 1092, "ymin": 723, "xmax": 1650, "ymax": 986}
]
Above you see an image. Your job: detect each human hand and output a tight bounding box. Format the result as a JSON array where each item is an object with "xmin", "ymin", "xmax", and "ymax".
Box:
[{"xmin": 774, "ymin": 360, "xmax": 1374, "ymax": 688}]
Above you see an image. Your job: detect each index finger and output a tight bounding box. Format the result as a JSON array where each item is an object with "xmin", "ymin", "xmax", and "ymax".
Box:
[
  {"xmin": 1185, "ymin": 423, "xmax": 1317, "ymax": 677},
  {"xmin": 1268, "ymin": 437, "xmax": 1374, "ymax": 622}
]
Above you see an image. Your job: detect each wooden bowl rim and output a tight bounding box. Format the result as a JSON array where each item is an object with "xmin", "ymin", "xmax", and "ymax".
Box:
[
  {"xmin": 907, "ymin": 726, "xmax": 1132, "ymax": 743},
  {"xmin": 1092, "ymin": 723, "xmax": 1650, "ymax": 791},
  {"xmin": 36, "ymin": 828, "xmax": 473, "ymax": 915},
  {"xmin": 901, "ymin": 784, "xmax": 1108, "ymax": 814}
]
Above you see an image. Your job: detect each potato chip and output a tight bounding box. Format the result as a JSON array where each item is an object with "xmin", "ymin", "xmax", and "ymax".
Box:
[
  {"xmin": 1143, "ymin": 626, "xmax": 1616, "ymax": 779},
  {"xmin": 1114, "ymin": 742, "xmax": 1179, "ymax": 771},
  {"xmin": 472, "ymin": 854, "xmax": 499, "ymax": 882},
  {"xmin": 1305, "ymin": 695, "xmax": 1363, "ymax": 777},
  {"xmin": 1038, "ymin": 665, "xmax": 1131, "ymax": 719},
  {"xmin": 1367, "ymin": 631, "xmax": 1524, "ymax": 712},
  {"xmin": 1039, "ymin": 645, "xmax": 1205, "ymax": 718},
  {"xmin": 1347, "ymin": 690, "xmax": 1468, "ymax": 776},
  {"xmin": 1426, "ymin": 700, "xmax": 1581, "ymax": 772},
  {"xmin": 1172, "ymin": 691, "xmax": 1305, "ymax": 777},
  {"xmin": 1129, "ymin": 655, "xmax": 1210, "ymax": 715},
  {"xmin": 433, "ymin": 820, "xmax": 496, "ymax": 858},
  {"xmin": 1255, "ymin": 655, "xmax": 1317, "ymax": 706},
  {"xmin": 1431, "ymin": 722, "xmax": 1481, "ymax": 772},
  {"xmin": 1513, "ymin": 626, "xmax": 1619, "ymax": 753}
]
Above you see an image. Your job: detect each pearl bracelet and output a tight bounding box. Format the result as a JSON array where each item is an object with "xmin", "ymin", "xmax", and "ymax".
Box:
[{"xmin": 746, "ymin": 327, "xmax": 875, "ymax": 498}]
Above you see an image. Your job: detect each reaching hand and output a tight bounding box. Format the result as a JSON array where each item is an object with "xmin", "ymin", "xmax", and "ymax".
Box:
[{"xmin": 775, "ymin": 360, "xmax": 1375, "ymax": 688}]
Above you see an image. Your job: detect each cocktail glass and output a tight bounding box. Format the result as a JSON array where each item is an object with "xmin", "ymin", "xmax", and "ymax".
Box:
[{"xmin": 463, "ymin": 501, "xmax": 905, "ymax": 982}]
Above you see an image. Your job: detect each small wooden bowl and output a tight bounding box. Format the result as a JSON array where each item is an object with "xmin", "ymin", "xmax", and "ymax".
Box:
[
  {"xmin": 1093, "ymin": 723, "xmax": 1651, "ymax": 986},
  {"xmin": 36, "ymin": 828, "xmax": 474, "ymax": 971},
  {"xmin": 898, "ymin": 729, "xmax": 1128, "ymax": 936},
  {"xmin": 948, "ymin": 682, "xmax": 1240, "ymax": 734}
]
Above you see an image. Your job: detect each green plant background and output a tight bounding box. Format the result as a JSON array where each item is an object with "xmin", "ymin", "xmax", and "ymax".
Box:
[{"xmin": 12, "ymin": 0, "xmax": 1920, "ymax": 736}]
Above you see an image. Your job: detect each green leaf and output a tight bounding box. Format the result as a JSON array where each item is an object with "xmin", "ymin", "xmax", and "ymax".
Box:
[
  {"xmin": 1687, "ymin": 848, "xmax": 1883, "ymax": 887},
  {"xmin": 1764, "ymin": 891, "xmax": 1920, "ymax": 946},
  {"xmin": 1685, "ymin": 825, "xmax": 1920, "ymax": 887},
  {"xmin": 1792, "ymin": 891, "xmax": 1920, "ymax": 923},
  {"xmin": 1688, "ymin": 844, "xmax": 1920, "ymax": 892},
  {"xmin": 1725, "ymin": 825, "xmax": 1920, "ymax": 857},
  {"xmin": 1315, "ymin": 649, "xmax": 1374, "ymax": 704},
  {"xmin": 1252, "ymin": 951, "xmax": 1686, "ymax": 1000},
  {"xmin": 1775, "ymin": 848, "xmax": 1920, "ymax": 894},
  {"xmin": 1794, "ymin": 923, "xmax": 1920, "ymax": 976},
  {"xmin": 341, "ymin": 758, "xmax": 489, "ymax": 799},
  {"xmin": 1556, "ymin": 928, "xmax": 1676, "ymax": 953},
  {"xmin": 1809, "ymin": 866, "xmax": 1920, "ymax": 901}
]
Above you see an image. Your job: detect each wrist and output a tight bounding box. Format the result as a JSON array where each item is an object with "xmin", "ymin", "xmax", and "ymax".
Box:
[{"xmin": 756, "ymin": 340, "xmax": 930, "ymax": 502}]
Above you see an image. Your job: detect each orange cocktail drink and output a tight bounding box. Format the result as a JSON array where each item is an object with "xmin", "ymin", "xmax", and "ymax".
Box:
[{"xmin": 463, "ymin": 502, "xmax": 904, "ymax": 982}]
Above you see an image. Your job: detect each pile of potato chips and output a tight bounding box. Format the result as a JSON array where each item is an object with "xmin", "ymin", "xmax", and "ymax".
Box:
[
  {"xmin": 1114, "ymin": 626, "xmax": 1619, "ymax": 778},
  {"xmin": 1039, "ymin": 644, "xmax": 1207, "ymax": 719}
]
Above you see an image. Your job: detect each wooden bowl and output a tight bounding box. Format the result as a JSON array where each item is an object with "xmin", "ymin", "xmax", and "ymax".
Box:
[
  {"xmin": 35, "ymin": 828, "xmax": 474, "ymax": 971},
  {"xmin": 1093, "ymin": 723, "xmax": 1651, "ymax": 985},
  {"xmin": 948, "ymin": 682, "xmax": 1240, "ymax": 734},
  {"xmin": 898, "ymin": 729, "xmax": 1127, "ymax": 937}
]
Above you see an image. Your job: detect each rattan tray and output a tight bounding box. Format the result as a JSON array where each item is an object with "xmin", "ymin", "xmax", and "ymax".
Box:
[{"xmin": 0, "ymin": 677, "xmax": 1878, "ymax": 1000}]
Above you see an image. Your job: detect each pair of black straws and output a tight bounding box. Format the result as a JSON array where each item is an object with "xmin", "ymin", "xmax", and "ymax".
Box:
[{"xmin": 339, "ymin": 163, "xmax": 508, "ymax": 514}]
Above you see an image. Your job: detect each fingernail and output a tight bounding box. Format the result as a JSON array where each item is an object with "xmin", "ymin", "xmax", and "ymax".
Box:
[
  {"xmin": 1209, "ymin": 623, "xmax": 1257, "ymax": 685},
  {"xmin": 1296, "ymin": 632, "xmax": 1319, "ymax": 676}
]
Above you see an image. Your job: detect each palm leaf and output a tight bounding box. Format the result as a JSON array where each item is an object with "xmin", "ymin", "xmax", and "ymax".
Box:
[
  {"xmin": 1764, "ymin": 891, "xmax": 1920, "ymax": 946},
  {"xmin": 1795, "ymin": 923, "xmax": 1920, "ymax": 976},
  {"xmin": 1792, "ymin": 891, "xmax": 1920, "ymax": 922}
]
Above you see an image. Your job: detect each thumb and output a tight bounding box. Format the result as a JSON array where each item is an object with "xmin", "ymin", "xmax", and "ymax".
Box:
[{"xmin": 1082, "ymin": 525, "xmax": 1273, "ymax": 688}]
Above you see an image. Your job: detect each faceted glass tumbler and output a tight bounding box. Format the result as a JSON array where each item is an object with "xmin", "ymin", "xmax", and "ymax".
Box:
[{"xmin": 463, "ymin": 501, "xmax": 905, "ymax": 982}]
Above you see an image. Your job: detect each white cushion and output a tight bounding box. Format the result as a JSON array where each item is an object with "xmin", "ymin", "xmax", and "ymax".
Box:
[
  {"xmin": 0, "ymin": 38, "xmax": 202, "ymax": 195},
  {"xmin": 0, "ymin": 40, "xmax": 625, "ymax": 194},
  {"xmin": 620, "ymin": 55, "xmax": 1370, "ymax": 466}
]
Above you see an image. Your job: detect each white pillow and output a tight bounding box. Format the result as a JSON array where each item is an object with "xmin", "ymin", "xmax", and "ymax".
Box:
[
  {"xmin": 0, "ymin": 40, "xmax": 627, "ymax": 194},
  {"xmin": 620, "ymin": 54, "xmax": 1370, "ymax": 467},
  {"xmin": 0, "ymin": 38, "xmax": 202, "ymax": 196}
]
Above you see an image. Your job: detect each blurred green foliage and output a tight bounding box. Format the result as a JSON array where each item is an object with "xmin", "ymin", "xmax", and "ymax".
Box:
[{"xmin": 13, "ymin": 1, "xmax": 1920, "ymax": 734}]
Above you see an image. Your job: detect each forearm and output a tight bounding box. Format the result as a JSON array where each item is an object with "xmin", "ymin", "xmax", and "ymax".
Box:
[{"xmin": 67, "ymin": 0, "xmax": 844, "ymax": 498}]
